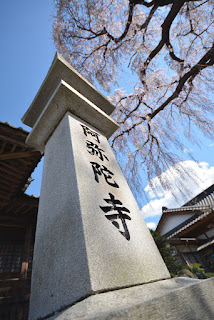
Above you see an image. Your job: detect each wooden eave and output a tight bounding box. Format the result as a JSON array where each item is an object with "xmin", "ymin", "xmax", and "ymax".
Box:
[
  {"xmin": 156, "ymin": 184, "xmax": 214, "ymax": 234},
  {"xmin": 168, "ymin": 238, "xmax": 205, "ymax": 245},
  {"xmin": 0, "ymin": 122, "xmax": 42, "ymax": 219},
  {"xmin": 197, "ymin": 238, "xmax": 214, "ymax": 251},
  {"xmin": 0, "ymin": 193, "xmax": 39, "ymax": 221},
  {"xmin": 169, "ymin": 212, "xmax": 214, "ymax": 239},
  {"xmin": 156, "ymin": 208, "xmax": 210, "ymax": 234}
]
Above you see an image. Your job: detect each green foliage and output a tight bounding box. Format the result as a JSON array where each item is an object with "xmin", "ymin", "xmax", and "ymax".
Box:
[
  {"xmin": 181, "ymin": 263, "xmax": 214, "ymax": 279},
  {"xmin": 187, "ymin": 263, "xmax": 207, "ymax": 279},
  {"xmin": 151, "ymin": 232, "xmax": 214, "ymax": 279},
  {"xmin": 187, "ymin": 263, "xmax": 205, "ymax": 274},
  {"xmin": 150, "ymin": 230, "xmax": 182, "ymax": 277},
  {"xmin": 204, "ymin": 273, "xmax": 214, "ymax": 279}
]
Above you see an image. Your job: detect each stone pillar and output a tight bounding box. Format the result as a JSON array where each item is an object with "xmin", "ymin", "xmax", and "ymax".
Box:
[{"xmin": 22, "ymin": 53, "xmax": 170, "ymax": 320}]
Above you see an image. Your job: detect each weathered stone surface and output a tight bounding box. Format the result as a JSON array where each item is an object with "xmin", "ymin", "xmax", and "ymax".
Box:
[
  {"xmin": 22, "ymin": 52, "xmax": 115, "ymax": 128},
  {"xmin": 24, "ymin": 53, "xmax": 170, "ymax": 320},
  {"xmin": 28, "ymin": 112, "xmax": 170, "ymax": 320},
  {"xmin": 48, "ymin": 277, "xmax": 214, "ymax": 320},
  {"xmin": 25, "ymin": 80, "xmax": 119, "ymax": 153}
]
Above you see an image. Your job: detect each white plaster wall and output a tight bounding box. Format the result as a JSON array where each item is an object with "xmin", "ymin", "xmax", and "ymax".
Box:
[{"xmin": 160, "ymin": 213, "xmax": 194, "ymax": 235}]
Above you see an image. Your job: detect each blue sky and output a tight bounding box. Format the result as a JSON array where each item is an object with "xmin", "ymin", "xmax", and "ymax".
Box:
[
  {"xmin": 0, "ymin": 0, "xmax": 55, "ymax": 199},
  {"xmin": 0, "ymin": 0, "xmax": 55, "ymax": 129},
  {"xmin": 1, "ymin": 1, "xmax": 213, "ymax": 229}
]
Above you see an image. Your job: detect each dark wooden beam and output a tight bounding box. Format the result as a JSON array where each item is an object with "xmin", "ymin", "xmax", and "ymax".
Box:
[
  {"xmin": 10, "ymin": 144, "xmax": 17, "ymax": 153},
  {"xmin": 0, "ymin": 151, "xmax": 38, "ymax": 161},
  {"xmin": 20, "ymin": 206, "xmax": 33, "ymax": 215},
  {"xmin": 0, "ymin": 214, "xmax": 36, "ymax": 224},
  {"xmin": 0, "ymin": 174, "xmax": 21, "ymax": 186},
  {"xmin": 0, "ymin": 215, "xmax": 28, "ymax": 223},
  {"xmin": 0, "ymin": 177, "xmax": 15, "ymax": 186},
  {"xmin": 0, "ymin": 189, "xmax": 11, "ymax": 199},
  {"xmin": 168, "ymin": 238, "xmax": 204, "ymax": 245},
  {"xmin": 0, "ymin": 140, "xmax": 6, "ymax": 154},
  {"xmin": 0, "ymin": 133, "xmax": 26, "ymax": 147},
  {"xmin": 0, "ymin": 164, "xmax": 24, "ymax": 178},
  {"xmin": 1, "ymin": 161, "xmax": 27, "ymax": 175}
]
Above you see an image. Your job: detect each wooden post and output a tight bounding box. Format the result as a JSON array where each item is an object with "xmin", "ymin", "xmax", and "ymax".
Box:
[
  {"xmin": 16, "ymin": 224, "xmax": 33, "ymax": 320},
  {"xmin": 20, "ymin": 224, "xmax": 32, "ymax": 282}
]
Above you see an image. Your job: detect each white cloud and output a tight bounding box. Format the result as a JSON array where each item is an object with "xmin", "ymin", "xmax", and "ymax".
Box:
[
  {"xmin": 142, "ymin": 191, "xmax": 178, "ymax": 219},
  {"xmin": 146, "ymin": 222, "xmax": 157, "ymax": 230},
  {"xmin": 141, "ymin": 160, "xmax": 214, "ymax": 219},
  {"xmin": 209, "ymin": 143, "xmax": 214, "ymax": 147}
]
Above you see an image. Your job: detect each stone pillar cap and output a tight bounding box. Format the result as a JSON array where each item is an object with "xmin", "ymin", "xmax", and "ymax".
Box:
[
  {"xmin": 25, "ymin": 80, "xmax": 119, "ymax": 152},
  {"xmin": 22, "ymin": 52, "xmax": 115, "ymax": 128}
]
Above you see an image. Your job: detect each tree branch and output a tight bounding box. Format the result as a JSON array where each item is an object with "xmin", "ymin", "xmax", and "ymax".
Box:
[
  {"xmin": 140, "ymin": 1, "xmax": 185, "ymax": 80},
  {"xmin": 104, "ymin": 1, "xmax": 135, "ymax": 43},
  {"xmin": 149, "ymin": 42, "xmax": 214, "ymax": 120},
  {"xmin": 112, "ymin": 42, "xmax": 214, "ymax": 148}
]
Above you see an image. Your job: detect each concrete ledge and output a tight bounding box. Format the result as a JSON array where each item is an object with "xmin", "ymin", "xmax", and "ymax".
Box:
[{"xmin": 47, "ymin": 277, "xmax": 214, "ymax": 320}]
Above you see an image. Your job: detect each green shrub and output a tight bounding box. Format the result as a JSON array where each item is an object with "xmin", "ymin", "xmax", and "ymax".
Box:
[
  {"xmin": 150, "ymin": 230, "xmax": 182, "ymax": 277},
  {"xmin": 204, "ymin": 272, "xmax": 214, "ymax": 278},
  {"xmin": 187, "ymin": 263, "xmax": 206, "ymax": 279}
]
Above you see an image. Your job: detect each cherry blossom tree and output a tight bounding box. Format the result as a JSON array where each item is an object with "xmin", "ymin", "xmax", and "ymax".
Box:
[{"xmin": 53, "ymin": 0, "xmax": 214, "ymax": 197}]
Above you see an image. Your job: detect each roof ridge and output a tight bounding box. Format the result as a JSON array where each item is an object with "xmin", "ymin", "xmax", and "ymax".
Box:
[
  {"xmin": 182, "ymin": 184, "xmax": 214, "ymax": 207},
  {"xmin": 0, "ymin": 121, "xmax": 29, "ymax": 134}
]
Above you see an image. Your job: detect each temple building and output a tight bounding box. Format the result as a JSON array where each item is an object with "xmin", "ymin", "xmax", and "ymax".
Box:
[
  {"xmin": 0, "ymin": 122, "xmax": 41, "ymax": 320},
  {"xmin": 156, "ymin": 184, "xmax": 214, "ymax": 272}
]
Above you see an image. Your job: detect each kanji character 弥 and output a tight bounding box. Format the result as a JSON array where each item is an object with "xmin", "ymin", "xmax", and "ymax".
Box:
[{"xmin": 86, "ymin": 140, "xmax": 109, "ymax": 161}]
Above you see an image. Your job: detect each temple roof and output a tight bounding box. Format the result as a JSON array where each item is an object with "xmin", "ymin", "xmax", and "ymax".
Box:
[
  {"xmin": 0, "ymin": 122, "xmax": 42, "ymax": 222},
  {"xmin": 182, "ymin": 184, "xmax": 214, "ymax": 208},
  {"xmin": 156, "ymin": 184, "xmax": 214, "ymax": 240}
]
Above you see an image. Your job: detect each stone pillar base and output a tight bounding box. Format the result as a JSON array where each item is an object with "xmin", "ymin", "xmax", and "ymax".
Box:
[{"xmin": 46, "ymin": 277, "xmax": 214, "ymax": 320}]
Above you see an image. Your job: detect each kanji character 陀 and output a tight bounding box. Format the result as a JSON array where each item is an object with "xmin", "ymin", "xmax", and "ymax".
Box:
[{"xmin": 90, "ymin": 162, "xmax": 119, "ymax": 188}]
